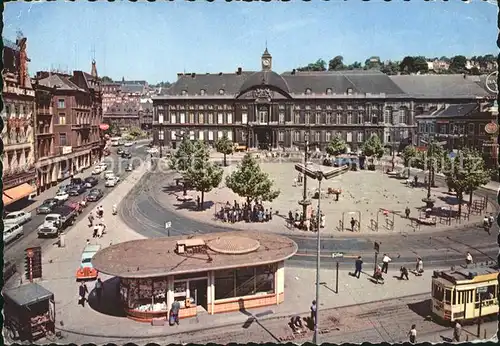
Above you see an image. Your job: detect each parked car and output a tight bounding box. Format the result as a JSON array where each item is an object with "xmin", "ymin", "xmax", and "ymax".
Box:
[
  {"xmin": 58, "ymin": 184, "xmax": 71, "ymax": 193},
  {"xmin": 76, "ymin": 244, "xmax": 101, "ymax": 280},
  {"xmin": 70, "ymin": 177, "xmax": 84, "ymax": 186},
  {"xmin": 105, "ymin": 177, "xmax": 119, "ymax": 187},
  {"xmin": 117, "ymin": 148, "xmax": 124, "ymax": 155},
  {"xmin": 54, "ymin": 190, "xmax": 69, "ymax": 202},
  {"xmin": 37, "ymin": 199, "xmax": 59, "ymax": 214},
  {"xmin": 86, "ymin": 188, "xmax": 103, "ymax": 202},
  {"xmin": 3, "ymin": 261, "xmax": 17, "ymax": 283},
  {"xmin": 68, "ymin": 184, "xmax": 87, "ymax": 196},
  {"xmin": 3, "ymin": 223, "xmax": 24, "ymax": 244},
  {"xmin": 4, "ymin": 211, "xmax": 32, "ymax": 226},
  {"xmin": 146, "ymin": 147, "xmax": 159, "ymax": 154},
  {"xmin": 121, "ymin": 151, "xmax": 132, "ymax": 159},
  {"xmin": 126, "ymin": 163, "xmax": 133, "ymax": 172},
  {"xmin": 92, "ymin": 165, "xmax": 106, "ymax": 175},
  {"xmin": 104, "ymin": 170, "xmax": 115, "ymax": 180},
  {"xmin": 84, "ymin": 176, "xmax": 99, "ymax": 188},
  {"xmin": 124, "ymin": 141, "xmax": 133, "ymax": 147},
  {"xmin": 65, "ymin": 201, "xmax": 83, "ymax": 214}
]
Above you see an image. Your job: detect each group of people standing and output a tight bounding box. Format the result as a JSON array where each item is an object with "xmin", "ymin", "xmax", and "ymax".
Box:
[
  {"xmin": 88, "ymin": 206, "xmax": 107, "ymax": 238},
  {"xmin": 216, "ymin": 200, "xmax": 273, "ymax": 224},
  {"xmin": 288, "ymin": 210, "xmax": 326, "ymax": 232}
]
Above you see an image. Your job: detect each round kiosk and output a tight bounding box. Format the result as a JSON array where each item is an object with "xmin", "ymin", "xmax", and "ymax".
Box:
[{"xmin": 92, "ymin": 231, "xmax": 298, "ymax": 322}]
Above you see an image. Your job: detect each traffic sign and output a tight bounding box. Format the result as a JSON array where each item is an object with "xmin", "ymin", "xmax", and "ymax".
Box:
[
  {"xmin": 165, "ymin": 221, "xmax": 172, "ymax": 229},
  {"xmin": 477, "ymin": 286, "xmax": 488, "ymax": 294},
  {"xmin": 374, "ymin": 242, "xmax": 380, "ymax": 253},
  {"xmin": 332, "ymin": 252, "xmax": 344, "ymax": 259}
]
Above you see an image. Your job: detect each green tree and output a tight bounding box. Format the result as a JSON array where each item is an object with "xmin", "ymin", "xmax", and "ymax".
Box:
[
  {"xmin": 325, "ymin": 135, "xmax": 347, "ymax": 156},
  {"xmin": 449, "ymin": 55, "xmax": 467, "ymax": 72},
  {"xmin": 185, "ymin": 142, "xmax": 223, "ymax": 210},
  {"xmin": 128, "ymin": 126, "xmax": 143, "ymax": 138},
  {"xmin": 400, "ymin": 56, "xmax": 428, "ymax": 74},
  {"xmin": 297, "ymin": 59, "xmax": 327, "ymax": 72},
  {"xmin": 361, "ymin": 134, "xmax": 384, "ymax": 159},
  {"xmin": 328, "ymin": 56, "xmax": 344, "ymax": 71},
  {"xmin": 100, "ymin": 76, "xmax": 113, "ymax": 83},
  {"xmin": 402, "ymin": 145, "xmax": 417, "ymax": 177},
  {"xmin": 214, "ymin": 134, "xmax": 234, "ymax": 167},
  {"xmin": 225, "ymin": 153, "xmax": 280, "ymax": 205},
  {"xmin": 170, "ymin": 137, "xmax": 205, "ymax": 196},
  {"xmin": 444, "ymin": 148, "xmax": 491, "ymax": 217},
  {"xmin": 364, "ymin": 56, "xmax": 381, "ymax": 70},
  {"xmin": 380, "ymin": 60, "xmax": 400, "ymax": 75}
]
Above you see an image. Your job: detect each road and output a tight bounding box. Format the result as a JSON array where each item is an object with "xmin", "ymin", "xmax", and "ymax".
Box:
[
  {"xmin": 120, "ymin": 164, "xmax": 499, "ymax": 269},
  {"xmin": 3, "ymin": 143, "xmax": 150, "ymax": 274}
]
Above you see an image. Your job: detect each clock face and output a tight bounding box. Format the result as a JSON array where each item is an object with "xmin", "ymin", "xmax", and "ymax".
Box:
[{"xmin": 262, "ymin": 59, "xmax": 270, "ymax": 67}]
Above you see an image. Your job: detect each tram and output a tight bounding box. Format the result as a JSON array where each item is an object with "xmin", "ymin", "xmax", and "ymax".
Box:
[{"xmin": 431, "ymin": 266, "xmax": 498, "ymax": 323}]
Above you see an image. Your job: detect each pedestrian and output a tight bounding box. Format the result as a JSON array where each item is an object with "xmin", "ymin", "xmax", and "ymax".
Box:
[
  {"xmin": 93, "ymin": 224, "xmax": 99, "ymax": 238},
  {"xmin": 86, "ymin": 239, "xmax": 90, "ymax": 246},
  {"xmin": 98, "ymin": 206, "xmax": 104, "ymax": 218},
  {"xmin": 269, "ymin": 207, "xmax": 273, "ymax": 221},
  {"xmin": 291, "ymin": 315, "xmax": 304, "ymax": 333},
  {"xmin": 354, "ymin": 256, "xmax": 363, "ymax": 279},
  {"xmin": 382, "ymin": 253, "xmax": 391, "ymax": 273},
  {"xmin": 400, "ymin": 266, "xmax": 409, "ymax": 280},
  {"xmin": 310, "ymin": 300, "xmax": 317, "ymax": 328},
  {"xmin": 373, "ymin": 264, "xmax": 383, "ymax": 284},
  {"xmin": 88, "ymin": 212, "xmax": 94, "ymax": 228},
  {"xmin": 489, "ymin": 213, "xmax": 495, "ymax": 227},
  {"xmin": 408, "ymin": 324, "xmax": 417, "ymax": 344},
  {"xmin": 453, "ymin": 321, "xmax": 462, "ymax": 342},
  {"xmin": 78, "ymin": 281, "xmax": 89, "ymax": 307},
  {"xmin": 350, "ymin": 217, "xmax": 356, "ymax": 232},
  {"xmin": 95, "ymin": 278, "xmax": 104, "ymax": 304},
  {"xmin": 465, "ymin": 252, "xmax": 473, "ymax": 266},
  {"xmin": 112, "ymin": 204, "xmax": 117, "ymax": 215},
  {"xmin": 320, "ymin": 213, "xmax": 326, "ymax": 228},
  {"xmin": 416, "ymin": 257, "xmax": 424, "ymax": 276},
  {"xmin": 405, "ymin": 206, "xmax": 410, "ymax": 219},
  {"xmin": 413, "ymin": 175, "xmax": 418, "ymax": 187},
  {"xmin": 170, "ymin": 300, "xmax": 180, "ymax": 325},
  {"xmin": 483, "ymin": 215, "xmax": 490, "ymax": 234}
]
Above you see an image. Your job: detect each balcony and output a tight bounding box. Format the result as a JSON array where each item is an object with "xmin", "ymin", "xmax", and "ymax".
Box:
[
  {"xmin": 36, "ymin": 126, "xmax": 54, "ymax": 136},
  {"xmin": 37, "ymin": 107, "xmax": 53, "ymax": 116},
  {"xmin": 72, "ymin": 123, "xmax": 91, "ymax": 130}
]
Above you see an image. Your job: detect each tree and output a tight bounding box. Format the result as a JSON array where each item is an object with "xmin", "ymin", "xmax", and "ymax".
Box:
[
  {"xmin": 185, "ymin": 142, "xmax": 223, "ymax": 210},
  {"xmin": 364, "ymin": 56, "xmax": 381, "ymax": 70},
  {"xmin": 214, "ymin": 134, "xmax": 234, "ymax": 167},
  {"xmin": 400, "ymin": 56, "xmax": 428, "ymax": 74},
  {"xmin": 361, "ymin": 134, "xmax": 384, "ymax": 159},
  {"xmin": 225, "ymin": 153, "xmax": 280, "ymax": 205},
  {"xmin": 325, "ymin": 135, "xmax": 347, "ymax": 156},
  {"xmin": 444, "ymin": 148, "xmax": 491, "ymax": 217},
  {"xmin": 328, "ymin": 56, "xmax": 344, "ymax": 71},
  {"xmin": 170, "ymin": 137, "xmax": 204, "ymax": 196},
  {"xmin": 380, "ymin": 60, "xmax": 400, "ymax": 75},
  {"xmin": 99, "ymin": 76, "xmax": 113, "ymax": 83},
  {"xmin": 128, "ymin": 126, "xmax": 143, "ymax": 138},
  {"xmin": 449, "ymin": 55, "xmax": 467, "ymax": 72},
  {"xmin": 297, "ymin": 59, "xmax": 327, "ymax": 72},
  {"xmin": 402, "ymin": 145, "xmax": 417, "ymax": 177}
]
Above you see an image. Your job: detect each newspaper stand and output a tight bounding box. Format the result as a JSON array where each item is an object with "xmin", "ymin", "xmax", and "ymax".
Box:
[{"xmin": 3, "ymin": 283, "xmax": 55, "ymax": 342}]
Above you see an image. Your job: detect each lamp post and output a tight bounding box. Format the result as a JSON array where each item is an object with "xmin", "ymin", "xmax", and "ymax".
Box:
[{"xmin": 293, "ymin": 128, "xmax": 315, "ymax": 225}]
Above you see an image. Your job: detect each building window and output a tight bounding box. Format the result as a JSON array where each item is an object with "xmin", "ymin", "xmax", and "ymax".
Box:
[
  {"xmin": 326, "ymin": 88, "xmax": 333, "ymax": 95},
  {"xmin": 336, "ymin": 113, "xmax": 342, "ymax": 124},
  {"xmin": 294, "ymin": 131, "xmax": 300, "ymax": 142},
  {"xmin": 188, "ymin": 113, "xmax": 194, "ymax": 124},
  {"xmin": 468, "ymin": 123, "xmax": 474, "ymax": 134},
  {"xmin": 347, "ymin": 112, "xmax": 352, "ymax": 124},
  {"xmin": 258, "ymin": 108, "xmax": 267, "ymax": 123},
  {"xmin": 189, "ymin": 131, "xmax": 195, "ymax": 140},
  {"xmin": 171, "ymin": 131, "xmax": 177, "ymax": 140},
  {"xmin": 227, "ymin": 113, "xmax": 233, "ymax": 124},
  {"xmin": 219, "ymin": 89, "xmax": 225, "ymax": 95},
  {"xmin": 305, "ymin": 88, "xmax": 312, "ymax": 95},
  {"xmin": 346, "ymin": 132, "xmax": 352, "ymax": 143},
  {"xmin": 315, "ymin": 113, "xmax": 321, "ymax": 124},
  {"xmin": 198, "ymin": 131, "xmax": 204, "ymax": 140},
  {"xmin": 325, "ymin": 112, "xmax": 331, "ymax": 124},
  {"xmin": 208, "ymin": 131, "xmax": 214, "ymax": 141},
  {"xmin": 384, "ymin": 108, "xmax": 391, "ymax": 124},
  {"xmin": 59, "ymin": 133, "xmax": 67, "ymax": 146},
  {"xmin": 358, "ymin": 113, "xmax": 364, "ymax": 124},
  {"xmin": 325, "ymin": 132, "xmax": 331, "ymax": 142},
  {"xmin": 479, "ymin": 123, "xmax": 486, "ymax": 135},
  {"xmin": 171, "ymin": 114, "xmax": 176, "ymax": 124},
  {"xmin": 294, "ymin": 112, "xmax": 300, "ymax": 124},
  {"xmin": 180, "ymin": 113, "xmax": 185, "ymax": 124},
  {"xmin": 242, "ymin": 113, "xmax": 248, "ymax": 124},
  {"xmin": 200, "ymin": 89, "xmax": 206, "ymax": 96},
  {"xmin": 279, "ymin": 112, "xmax": 285, "ymax": 124},
  {"xmin": 419, "ymin": 123, "xmax": 425, "ymax": 133},
  {"xmin": 347, "ymin": 88, "xmax": 353, "ymax": 95},
  {"xmin": 199, "ymin": 113, "xmax": 204, "ymax": 124},
  {"xmin": 315, "ymin": 131, "xmax": 320, "ymax": 142},
  {"xmin": 357, "ymin": 132, "xmax": 363, "ymax": 143},
  {"xmin": 399, "ymin": 108, "xmax": 406, "ymax": 124},
  {"xmin": 217, "ymin": 113, "xmax": 223, "ymax": 124},
  {"xmin": 208, "ymin": 113, "xmax": 214, "ymax": 124},
  {"xmin": 217, "ymin": 131, "xmax": 223, "ymax": 139},
  {"xmin": 227, "ymin": 130, "xmax": 233, "ymax": 141},
  {"xmin": 305, "ymin": 112, "xmax": 310, "ymax": 124},
  {"xmin": 159, "ymin": 130, "xmax": 164, "ymax": 141},
  {"xmin": 158, "ymin": 113, "xmax": 164, "ymax": 123},
  {"xmin": 58, "ymin": 113, "xmax": 66, "ymax": 125},
  {"xmin": 57, "ymin": 99, "xmax": 65, "ymax": 109},
  {"xmin": 181, "ymin": 90, "xmax": 187, "ymax": 96},
  {"xmin": 278, "ymin": 131, "xmax": 284, "ymax": 142}
]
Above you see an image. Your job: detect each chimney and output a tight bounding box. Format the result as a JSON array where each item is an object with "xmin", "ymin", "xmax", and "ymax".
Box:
[
  {"xmin": 292, "ymin": 69, "xmax": 296, "ymax": 75},
  {"xmin": 237, "ymin": 67, "xmax": 242, "ymax": 75}
]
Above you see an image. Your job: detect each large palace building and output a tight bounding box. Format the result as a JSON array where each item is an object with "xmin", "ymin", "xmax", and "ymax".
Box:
[{"xmin": 152, "ymin": 49, "xmax": 492, "ymax": 152}]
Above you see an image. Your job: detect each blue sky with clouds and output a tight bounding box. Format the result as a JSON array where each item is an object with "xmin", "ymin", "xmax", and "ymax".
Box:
[{"xmin": 3, "ymin": 1, "xmax": 497, "ymax": 84}]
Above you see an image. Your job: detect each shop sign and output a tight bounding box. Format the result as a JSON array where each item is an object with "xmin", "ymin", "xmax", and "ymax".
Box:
[
  {"xmin": 484, "ymin": 122, "xmax": 498, "ymax": 134},
  {"xmin": 62, "ymin": 146, "xmax": 73, "ymax": 155},
  {"xmin": 99, "ymin": 123, "xmax": 110, "ymax": 131}
]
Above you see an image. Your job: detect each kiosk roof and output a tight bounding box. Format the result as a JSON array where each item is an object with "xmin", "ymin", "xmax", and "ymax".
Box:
[{"xmin": 92, "ymin": 231, "xmax": 298, "ymax": 278}]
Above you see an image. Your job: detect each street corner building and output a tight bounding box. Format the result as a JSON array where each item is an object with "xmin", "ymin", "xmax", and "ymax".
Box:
[
  {"xmin": 91, "ymin": 231, "xmax": 298, "ymax": 322},
  {"xmin": 152, "ymin": 49, "xmax": 495, "ymax": 153}
]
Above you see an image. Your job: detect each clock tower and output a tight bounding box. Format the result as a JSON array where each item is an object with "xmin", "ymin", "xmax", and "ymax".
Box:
[{"xmin": 261, "ymin": 47, "xmax": 272, "ymax": 71}]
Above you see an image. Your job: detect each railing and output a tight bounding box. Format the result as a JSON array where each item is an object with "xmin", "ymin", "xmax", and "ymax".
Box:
[
  {"xmin": 37, "ymin": 127, "xmax": 53, "ymax": 135},
  {"xmin": 36, "ymin": 107, "xmax": 53, "ymax": 116}
]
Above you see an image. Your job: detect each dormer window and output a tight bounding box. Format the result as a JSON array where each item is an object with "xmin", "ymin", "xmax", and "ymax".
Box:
[
  {"xmin": 200, "ymin": 89, "xmax": 206, "ymax": 96},
  {"xmin": 326, "ymin": 88, "xmax": 333, "ymax": 95},
  {"xmin": 346, "ymin": 88, "xmax": 353, "ymax": 95},
  {"xmin": 181, "ymin": 90, "xmax": 187, "ymax": 96},
  {"xmin": 219, "ymin": 89, "xmax": 225, "ymax": 95},
  {"xmin": 305, "ymin": 88, "xmax": 312, "ymax": 95}
]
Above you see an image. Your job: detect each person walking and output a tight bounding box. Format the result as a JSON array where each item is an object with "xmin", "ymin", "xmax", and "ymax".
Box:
[
  {"xmin": 405, "ymin": 206, "xmax": 410, "ymax": 219},
  {"xmin": 489, "ymin": 213, "xmax": 495, "ymax": 228},
  {"xmin": 354, "ymin": 256, "xmax": 363, "ymax": 279},
  {"xmin": 310, "ymin": 300, "xmax": 317, "ymax": 329},
  {"xmin": 381, "ymin": 254, "xmax": 391, "ymax": 274},
  {"xmin": 95, "ymin": 278, "xmax": 104, "ymax": 304},
  {"xmin": 465, "ymin": 252, "xmax": 473, "ymax": 267},
  {"xmin": 88, "ymin": 212, "xmax": 94, "ymax": 228},
  {"xmin": 453, "ymin": 321, "xmax": 462, "ymax": 342},
  {"xmin": 408, "ymin": 324, "xmax": 417, "ymax": 344},
  {"xmin": 170, "ymin": 300, "xmax": 181, "ymax": 325},
  {"xmin": 400, "ymin": 266, "xmax": 409, "ymax": 280},
  {"xmin": 350, "ymin": 217, "xmax": 356, "ymax": 232},
  {"xmin": 78, "ymin": 281, "xmax": 89, "ymax": 307},
  {"xmin": 416, "ymin": 257, "xmax": 424, "ymax": 276},
  {"xmin": 483, "ymin": 215, "xmax": 491, "ymax": 235}
]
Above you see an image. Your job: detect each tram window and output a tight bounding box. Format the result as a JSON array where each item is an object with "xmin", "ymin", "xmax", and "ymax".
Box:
[
  {"xmin": 432, "ymin": 284, "xmax": 444, "ymax": 301},
  {"xmin": 445, "ymin": 290, "xmax": 451, "ymax": 304},
  {"xmin": 452, "ymin": 290, "xmax": 456, "ymax": 305},
  {"xmin": 487, "ymin": 285, "xmax": 496, "ymax": 299}
]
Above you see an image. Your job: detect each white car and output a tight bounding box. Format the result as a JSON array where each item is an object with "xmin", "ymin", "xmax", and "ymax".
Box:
[
  {"xmin": 104, "ymin": 170, "xmax": 116, "ymax": 180},
  {"xmin": 54, "ymin": 191, "xmax": 69, "ymax": 202},
  {"xmin": 147, "ymin": 147, "xmax": 159, "ymax": 154},
  {"xmin": 4, "ymin": 210, "xmax": 32, "ymax": 226},
  {"xmin": 124, "ymin": 142, "xmax": 133, "ymax": 147},
  {"xmin": 92, "ymin": 165, "xmax": 106, "ymax": 175},
  {"xmin": 3, "ymin": 223, "xmax": 24, "ymax": 244},
  {"xmin": 105, "ymin": 177, "xmax": 119, "ymax": 187}
]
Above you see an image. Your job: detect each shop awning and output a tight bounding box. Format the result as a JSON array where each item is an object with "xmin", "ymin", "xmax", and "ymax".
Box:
[{"xmin": 3, "ymin": 183, "xmax": 35, "ymax": 206}]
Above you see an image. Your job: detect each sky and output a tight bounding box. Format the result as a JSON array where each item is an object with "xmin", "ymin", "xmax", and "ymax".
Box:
[{"xmin": 3, "ymin": 0, "xmax": 498, "ymax": 84}]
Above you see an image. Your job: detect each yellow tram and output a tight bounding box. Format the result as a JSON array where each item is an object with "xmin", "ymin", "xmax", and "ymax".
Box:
[{"xmin": 431, "ymin": 266, "xmax": 498, "ymax": 322}]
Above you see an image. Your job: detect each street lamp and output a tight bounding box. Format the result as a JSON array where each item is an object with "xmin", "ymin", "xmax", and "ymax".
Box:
[
  {"xmin": 420, "ymin": 138, "xmax": 446, "ymax": 207},
  {"xmin": 294, "ymin": 163, "xmax": 348, "ymax": 345},
  {"xmin": 159, "ymin": 129, "xmax": 164, "ymax": 158}
]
